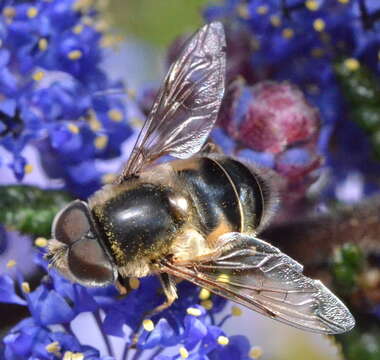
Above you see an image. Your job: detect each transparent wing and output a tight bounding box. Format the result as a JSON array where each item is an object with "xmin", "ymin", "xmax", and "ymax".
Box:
[
  {"xmin": 120, "ymin": 22, "xmax": 226, "ymax": 179},
  {"xmin": 162, "ymin": 232, "xmax": 355, "ymax": 334}
]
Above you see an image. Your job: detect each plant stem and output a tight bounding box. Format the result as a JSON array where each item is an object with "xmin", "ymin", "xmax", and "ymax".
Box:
[
  {"xmin": 131, "ymin": 348, "xmax": 143, "ymax": 360},
  {"xmin": 93, "ymin": 310, "xmax": 115, "ymax": 358},
  {"xmin": 147, "ymin": 347, "xmax": 164, "ymax": 360}
]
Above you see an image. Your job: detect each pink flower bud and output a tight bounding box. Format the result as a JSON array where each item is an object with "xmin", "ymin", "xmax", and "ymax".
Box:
[{"xmin": 223, "ymin": 81, "xmax": 320, "ymax": 154}]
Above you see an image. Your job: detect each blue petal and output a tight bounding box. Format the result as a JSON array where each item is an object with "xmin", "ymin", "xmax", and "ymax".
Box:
[{"xmin": 0, "ymin": 275, "xmax": 27, "ymax": 306}]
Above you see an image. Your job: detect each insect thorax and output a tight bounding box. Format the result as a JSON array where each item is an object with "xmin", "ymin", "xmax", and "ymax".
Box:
[{"xmin": 91, "ymin": 181, "xmax": 184, "ymax": 268}]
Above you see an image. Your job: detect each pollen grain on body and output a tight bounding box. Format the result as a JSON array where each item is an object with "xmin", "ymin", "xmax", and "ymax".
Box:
[
  {"xmin": 187, "ymin": 307, "xmax": 202, "ymax": 316},
  {"xmin": 217, "ymin": 273, "xmax": 230, "ymax": 283},
  {"xmin": 142, "ymin": 319, "xmax": 155, "ymax": 332},
  {"xmin": 101, "ymin": 172, "xmax": 117, "ymax": 184}
]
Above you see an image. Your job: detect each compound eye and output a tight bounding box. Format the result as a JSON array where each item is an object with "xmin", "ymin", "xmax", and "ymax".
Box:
[
  {"xmin": 68, "ymin": 237, "xmax": 115, "ymax": 286},
  {"xmin": 52, "ymin": 200, "xmax": 91, "ymax": 246}
]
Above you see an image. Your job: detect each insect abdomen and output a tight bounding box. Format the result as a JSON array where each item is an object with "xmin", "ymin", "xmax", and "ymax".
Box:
[
  {"xmin": 210, "ymin": 156, "xmax": 265, "ymax": 234},
  {"xmin": 175, "ymin": 156, "xmax": 265, "ymax": 241}
]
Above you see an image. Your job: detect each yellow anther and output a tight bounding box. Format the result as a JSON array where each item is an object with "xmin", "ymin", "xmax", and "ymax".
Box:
[
  {"xmin": 27, "ymin": 7, "xmax": 38, "ymax": 18},
  {"xmin": 89, "ymin": 118, "xmax": 101, "ymax": 131},
  {"xmin": 24, "ymin": 164, "xmax": 33, "ymax": 174},
  {"xmin": 45, "ymin": 341, "xmax": 61, "ymax": 353},
  {"xmin": 187, "ymin": 307, "xmax": 202, "ymax": 317},
  {"xmin": 35, "ymin": 237, "xmax": 48, "ymax": 247},
  {"xmin": 94, "ymin": 135, "xmax": 108, "ymax": 150},
  {"xmin": 344, "ymin": 58, "xmax": 360, "ymax": 71},
  {"xmin": 270, "ymin": 15, "xmax": 281, "ymax": 27},
  {"xmin": 237, "ymin": 4, "xmax": 249, "ymax": 19},
  {"xmin": 32, "ymin": 71, "xmax": 44, "ymax": 81},
  {"xmin": 249, "ymin": 346, "xmax": 263, "ymax": 359},
  {"xmin": 63, "ymin": 352, "xmax": 85, "ymax": 360},
  {"xmin": 282, "ymin": 28, "xmax": 294, "ymax": 39},
  {"xmin": 311, "ymin": 47, "xmax": 324, "ymax": 58},
  {"xmin": 256, "ymin": 5, "xmax": 268, "ymax": 15},
  {"xmin": 217, "ymin": 336, "xmax": 229, "ymax": 346},
  {"xmin": 199, "ymin": 288, "xmax": 210, "ymax": 300},
  {"xmin": 305, "ymin": 0, "xmax": 319, "ymax": 11},
  {"xmin": 21, "ymin": 282, "xmax": 31, "ymax": 294},
  {"xmin": 3, "ymin": 6, "xmax": 16, "ymax": 18},
  {"xmin": 179, "ymin": 346, "xmax": 189, "ymax": 359},
  {"xmin": 38, "ymin": 38, "xmax": 48, "ymax": 51},
  {"xmin": 108, "ymin": 109, "xmax": 123, "ymax": 122},
  {"xmin": 313, "ymin": 18, "xmax": 326, "ymax": 32},
  {"xmin": 378, "ymin": 50, "xmax": 380, "ymax": 62},
  {"xmin": 217, "ymin": 273, "xmax": 230, "ymax": 283},
  {"xmin": 338, "ymin": 0, "xmax": 350, "ymax": 3},
  {"xmin": 129, "ymin": 277, "xmax": 140, "ymax": 289},
  {"xmin": 201, "ymin": 300, "xmax": 213, "ymax": 310},
  {"xmin": 73, "ymin": 24, "xmax": 84, "ymax": 34},
  {"xmin": 231, "ymin": 305, "xmax": 242, "ymax": 316},
  {"xmin": 67, "ymin": 123, "xmax": 80, "ymax": 134},
  {"xmin": 71, "ymin": 353, "xmax": 84, "ymax": 360},
  {"xmin": 67, "ymin": 50, "xmax": 83, "ymax": 60},
  {"xmin": 6, "ymin": 260, "xmax": 16, "ymax": 268},
  {"xmin": 142, "ymin": 319, "xmax": 154, "ymax": 332}
]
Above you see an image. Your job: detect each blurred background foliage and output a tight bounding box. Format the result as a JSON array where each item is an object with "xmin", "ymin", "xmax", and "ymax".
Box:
[{"xmin": 109, "ymin": 0, "xmax": 217, "ymax": 48}]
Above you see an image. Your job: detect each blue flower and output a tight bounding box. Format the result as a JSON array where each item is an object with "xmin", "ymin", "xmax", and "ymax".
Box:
[
  {"xmin": 205, "ymin": 0, "xmax": 380, "ymax": 204},
  {"xmin": 0, "ymin": 245, "xmax": 250, "ymax": 359},
  {"xmin": 0, "ymin": 0, "xmax": 133, "ymax": 197}
]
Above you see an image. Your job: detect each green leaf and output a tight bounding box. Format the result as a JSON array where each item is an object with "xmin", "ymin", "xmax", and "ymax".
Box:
[
  {"xmin": 0, "ymin": 185, "xmax": 73, "ymax": 238},
  {"xmin": 331, "ymin": 243, "xmax": 365, "ymax": 295}
]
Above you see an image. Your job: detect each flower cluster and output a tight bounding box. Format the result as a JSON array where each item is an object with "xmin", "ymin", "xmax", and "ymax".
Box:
[
  {"xmin": 205, "ymin": 0, "xmax": 380, "ymax": 205},
  {"xmin": 0, "ymin": 0, "xmax": 133, "ymax": 197},
  {"xmin": 0, "ymin": 248, "xmax": 255, "ymax": 360}
]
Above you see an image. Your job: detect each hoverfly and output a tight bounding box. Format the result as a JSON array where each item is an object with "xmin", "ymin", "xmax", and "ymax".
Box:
[{"xmin": 47, "ymin": 22, "xmax": 355, "ymax": 334}]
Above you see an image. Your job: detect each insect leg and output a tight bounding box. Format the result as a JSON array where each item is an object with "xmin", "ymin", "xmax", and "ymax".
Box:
[
  {"xmin": 200, "ymin": 141, "xmax": 223, "ymax": 155},
  {"xmin": 144, "ymin": 274, "xmax": 178, "ymax": 318}
]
